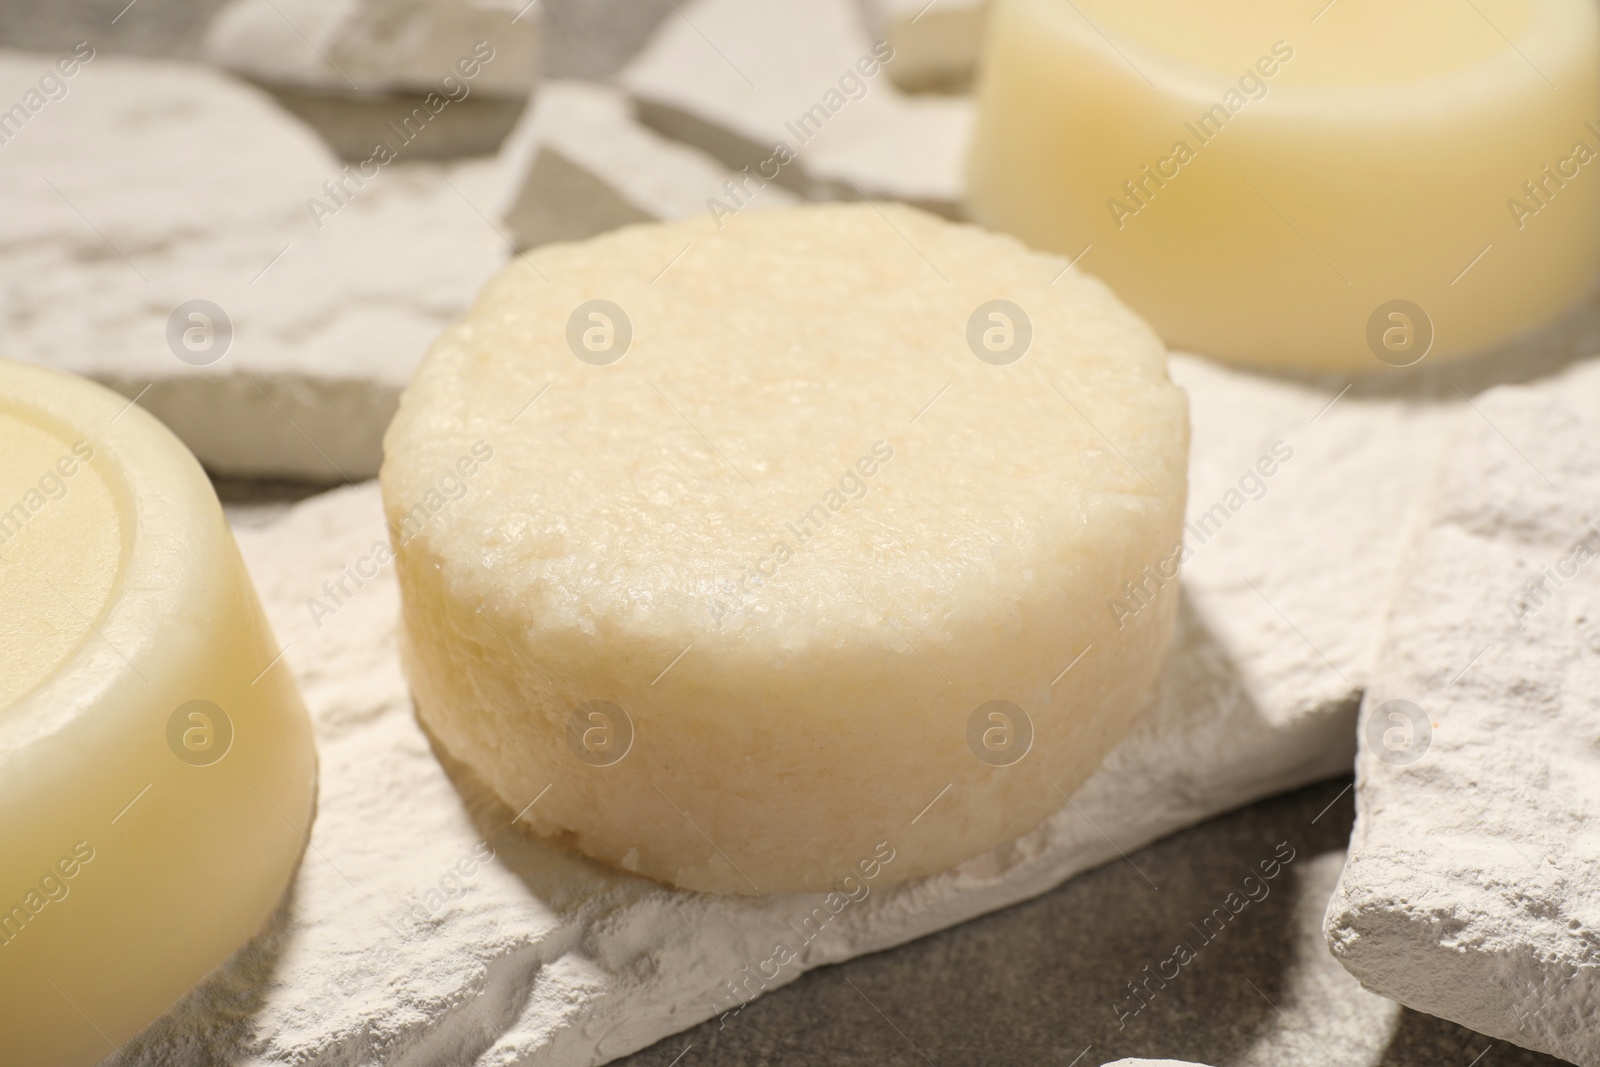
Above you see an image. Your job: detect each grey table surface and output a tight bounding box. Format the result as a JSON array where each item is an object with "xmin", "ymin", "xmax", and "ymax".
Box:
[
  {"xmin": 612, "ymin": 777, "xmax": 1574, "ymax": 1067},
  {"xmin": 10, "ymin": 4, "xmax": 1578, "ymax": 1064}
]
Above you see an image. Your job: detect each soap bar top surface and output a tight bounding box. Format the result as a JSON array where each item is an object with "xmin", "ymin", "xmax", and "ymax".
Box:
[
  {"xmin": 383, "ymin": 203, "xmax": 1189, "ymax": 894},
  {"xmin": 0, "ymin": 404, "xmax": 120, "ymax": 711},
  {"xmin": 1068, "ymin": 0, "xmax": 1534, "ymax": 85},
  {"xmin": 385, "ymin": 203, "xmax": 1186, "ymax": 651}
]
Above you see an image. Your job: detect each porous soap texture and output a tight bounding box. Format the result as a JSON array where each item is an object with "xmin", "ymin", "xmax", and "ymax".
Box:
[
  {"xmin": 0, "ymin": 360, "xmax": 316, "ymax": 1067},
  {"xmin": 968, "ymin": 0, "xmax": 1600, "ymax": 372},
  {"xmin": 381, "ymin": 203, "xmax": 1189, "ymax": 895}
]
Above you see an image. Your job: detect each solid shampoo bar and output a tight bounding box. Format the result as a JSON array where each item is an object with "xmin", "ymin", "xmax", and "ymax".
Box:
[
  {"xmin": 968, "ymin": 0, "xmax": 1600, "ymax": 371},
  {"xmin": 0, "ymin": 360, "xmax": 316, "ymax": 1067},
  {"xmin": 382, "ymin": 203, "xmax": 1189, "ymax": 895}
]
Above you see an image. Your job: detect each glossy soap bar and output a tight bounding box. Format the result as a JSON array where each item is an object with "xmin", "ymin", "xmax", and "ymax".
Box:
[
  {"xmin": 0, "ymin": 359, "xmax": 316, "ymax": 1067},
  {"xmin": 968, "ymin": 0, "xmax": 1600, "ymax": 371}
]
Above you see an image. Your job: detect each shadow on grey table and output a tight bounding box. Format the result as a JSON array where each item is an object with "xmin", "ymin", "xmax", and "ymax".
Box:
[{"xmin": 616, "ymin": 779, "xmax": 1575, "ymax": 1067}]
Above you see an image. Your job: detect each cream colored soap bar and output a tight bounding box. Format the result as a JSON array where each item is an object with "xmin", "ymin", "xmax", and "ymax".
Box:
[
  {"xmin": 968, "ymin": 0, "xmax": 1600, "ymax": 372},
  {"xmin": 382, "ymin": 203, "xmax": 1189, "ymax": 895},
  {"xmin": 0, "ymin": 360, "xmax": 315, "ymax": 1067}
]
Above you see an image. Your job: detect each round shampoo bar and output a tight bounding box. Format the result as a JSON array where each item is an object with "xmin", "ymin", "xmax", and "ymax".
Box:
[
  {"xmin": 0, "ymin": 360, "xmax": 315, "ymax": 1066},
  {"xmin": 968, "ymin": 0, "xmax": 1600, "ymax": 372},
  {"xmin": 383, "ymin": 204, "xmax": 1188, "ymax": 895}
]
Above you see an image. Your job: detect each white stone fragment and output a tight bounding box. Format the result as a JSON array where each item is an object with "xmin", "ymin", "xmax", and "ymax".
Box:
[
  {"xmin": 860, "ymin": 0, "xmax": 989, "ymax": 92},
  {"xmin": 203, "ymin": 0, "xmax": 538, "ymax": 159},
  {"xmin": 1105, "ymin": 1061, "xmax": 1215, "ymax": 1067},
  {"xmin": 499, "ymin": 80, "xmax": 798, "ymax": 250},
  {"xmin": 104, "ymin": 329, "xmax": 1489, "ymax": 1060},
  {"xmin": 619, "ymin": 0, "xmax": 973, "ymax": 216},
  {"xmin": 109, "ymin": 479, "xmax": 1359, "ymax": 1065},
  {"xmin": 0, "ymin": 52, "xmax": 508, "ymax": 481},
  {"xmin": 204, "ymin": 0, "xmax": 539, "ymax": 97},
  {"xmin": 1324, "ymin": 360, "xmax": 1600, "ymax": 1067}
]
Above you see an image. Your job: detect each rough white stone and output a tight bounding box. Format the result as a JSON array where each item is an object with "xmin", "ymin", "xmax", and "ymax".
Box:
[
  {"xmin": 619, "ymin": 0, "xmax": 973, "ymax": 216},
  {"xmin": 1, "ymin": 51, "xmax": 508, "ymax": 481},
  {"xmin": 111, "ymin": 478, "xmax": 1357, "ymax": 1065},
  {"xmin": 499, "ymin": 80, "xmax": 798, "ymax": 250},
  {"xmin": 1324, "ymin": 360, "xmax": 1600, "ymax": 1067},
  {"xmin": 102, "ymin": 332, "xmax": 1500, "ymax": 1061},
  {"xmin": 1105, "ymin": 1061, "xmax": 1215, "ymax": 1067},
  {"xmin": 1166, "ymin": 284, "xmax": 1600, "ymax": 764},
  {"xmin": 860, "ymin": 0, "xmax": 989, "ymax": 92},
  {"xmin": 204, "ymin": 0, "xmax": 539, "ymax": 97},
  {"xmin": 203, "ymin": 0, "xmax": 539, "ymax": 159}
]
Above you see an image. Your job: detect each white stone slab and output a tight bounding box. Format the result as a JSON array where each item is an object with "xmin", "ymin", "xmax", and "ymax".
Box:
[
  {"xmin": 1324, "ymin": 361, "xmax": 1600, "ymax": 1067},
  {"xmin": 860, "ymin": 0, "xmax": 989, "ymax": 92},
  {"xmin": 204, "ymin": 0, "xmax": 539, "ymax": 97},
  {"xmin": 109, "ymin": 481, "xmax": 1354, "ymax": 1064},
  {"xmin": 1166, "ymin": 283, "xmax": 1600, "ymax": 766},
  {"xmin": 101, "ymin": 333, "xmax": 1503, "ymax": 1062},
  {"xmin": 619, "ymin": 0, "xmax": 972, "ymax": 217},
  {"xmin": 203, "ymin": 0, "xmax": 539, "ymax": 159},
  {"xmin": 0, "ymin": 51, "xmax": 508, "ymax": 481},
  {"xmin": 1106, "ymin": 1061, "xmax": 1215, "ymax": 1067},
  {"xmin": 499, "ymin": 80, "xmax": 798, "ymax": 250}
]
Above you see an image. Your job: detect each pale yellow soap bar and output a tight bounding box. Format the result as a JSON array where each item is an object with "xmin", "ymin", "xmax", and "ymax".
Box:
[
  {"xmin": 0, "ymin": 360, "xmax": 316, "ymax": 1067},
  {"xmin": 968, "ymin": 0, "xmax": 1600, "ymax": 371},
  {"xmin": 382, "ymin": 203, "xmax": 1189, "ymax": 896}
]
